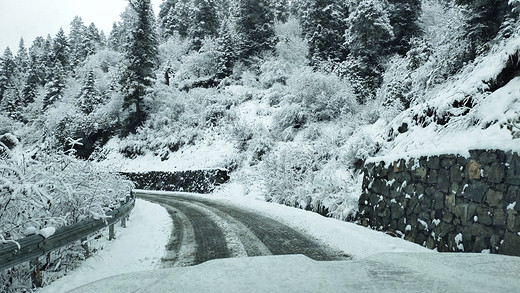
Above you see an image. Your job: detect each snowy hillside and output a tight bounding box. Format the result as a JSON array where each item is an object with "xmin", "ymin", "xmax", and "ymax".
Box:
[{"xmin": 378, "ymin": 31, "xmax": 520, "ymax": 160}]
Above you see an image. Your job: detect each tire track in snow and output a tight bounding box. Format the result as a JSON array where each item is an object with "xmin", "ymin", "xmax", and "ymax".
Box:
[
  {"xmin": 138, "ymin": 192, "xmax": 349, "ymax": 267},
  {"xmin": 139, "ymin": 194, "xmax": 229, "ymax": 266},
  {"xmin": 159, "ymin": 206, "xmax": 196, "ymax": 268}
]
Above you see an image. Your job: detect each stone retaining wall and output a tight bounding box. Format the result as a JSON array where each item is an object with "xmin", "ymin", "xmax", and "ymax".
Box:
[
  {"xmin": 122, "ymin": 169, "xmax": 229, "ymax": 194},
  {"xmin": 358, "ymin": 149, "xmax": 520, "ymax": 256}
]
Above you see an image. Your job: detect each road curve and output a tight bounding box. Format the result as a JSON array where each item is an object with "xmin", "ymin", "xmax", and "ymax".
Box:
[{"xmin": 135, "ymin": 191, "xmax": 350, "ymax": 267}]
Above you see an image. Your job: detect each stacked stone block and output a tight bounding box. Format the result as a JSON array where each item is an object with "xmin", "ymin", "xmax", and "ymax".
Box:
[
  {"xmin": 358, "ymin": 150, "xmax": 520, "ymax": 256},
  {"xmin": 122, "ymin": 169, "xmax": 229, "ymax": 194}
]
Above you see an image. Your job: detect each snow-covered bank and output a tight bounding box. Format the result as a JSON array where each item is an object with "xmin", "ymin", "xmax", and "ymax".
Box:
[
  {"xmin": 37, "ymin": 199, "xmax": 172, "ymax": 293},
  {"xmin": 138, "ymin": 188, "xmax": 431, "ymax": 258},
  {"xmin": 98, "ymin": 137, "xmax": 236, "ymax": 172}
]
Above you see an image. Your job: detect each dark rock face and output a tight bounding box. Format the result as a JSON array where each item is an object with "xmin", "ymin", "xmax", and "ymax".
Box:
[
  {"xmin": 358, "ymin": 150, "xmax": 520, "ymax": 256},
  {"xmin": 122, "ymin": 169, "xmax": 230, "ymax": 194}
]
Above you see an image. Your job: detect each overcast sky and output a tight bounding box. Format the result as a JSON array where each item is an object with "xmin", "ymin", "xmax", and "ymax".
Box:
[{"xmin": 0, "ymin": 0, "xmax": 162, "ymax": 53}]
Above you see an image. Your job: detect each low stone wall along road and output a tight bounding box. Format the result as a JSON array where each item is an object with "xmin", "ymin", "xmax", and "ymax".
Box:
[{"xmin": 135, "ymin": 191, "xmax": 350, "ymax": 267}]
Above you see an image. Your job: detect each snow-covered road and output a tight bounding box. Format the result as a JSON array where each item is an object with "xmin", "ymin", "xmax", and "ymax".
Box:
[
  {"xmin": 137, "ymin": 191, "xmax": 350, "ymax": 267},
  {"xmin": 39, "ymin": 189, "xmax": 520, "ymax": 292}
]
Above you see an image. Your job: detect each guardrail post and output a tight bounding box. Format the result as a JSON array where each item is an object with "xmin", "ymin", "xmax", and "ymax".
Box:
[
  {"xmin": 121, "ymin": 216, "xmax": 127, "ymax": 228},
  {"xmin": 109, "ymin": 224, "xmax": 115, "ymax": 240},
  {"xmin": 30, "ymin": 258, "xmax": 43, "ymax": 288},
  {"xmin": 81, "ymin": 237, "xmax": 90, "ymax": 257}
]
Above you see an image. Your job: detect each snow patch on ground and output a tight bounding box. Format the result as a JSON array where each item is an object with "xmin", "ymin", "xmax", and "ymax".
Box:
[
  {"xmin": 37, "ymin": 199, "xmax": 172, "ymax": 293},
  {"xmin": 99, "ymin": 137, "xmax": 236, "ymax": 172}
]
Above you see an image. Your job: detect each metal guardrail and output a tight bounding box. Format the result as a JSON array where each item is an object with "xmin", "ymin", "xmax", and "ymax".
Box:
[{"xmin": 0, "ymin": 193, "xmax": 135, "ymax": 271}]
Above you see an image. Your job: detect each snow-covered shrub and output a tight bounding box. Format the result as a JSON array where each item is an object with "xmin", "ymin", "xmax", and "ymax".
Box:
[
  {"xmin": 174, "ymin": 38, "xmax": 220, "ymax": 90},
  {"xmin": 0, "ymin": 152, "xmax": 132, "ymax": 291},
  {"xmin": 258, "ymin": 19, "xmax": 308, "ymax": 87},
  {"xmin": 406, "ymin": 0, "xmax": 471, "ymax": 105},
  {"xmin": 284, "ymin": 68, "xmax": 358, "ymax": 122},
  {"xmin": 262, "ymin": 141, "xmax": 362, "ymax": 219},
  {"xmin": 342, "ymin": 128, "xmax": 381, "ymax": 168},
  {"xmin": 231, "ymin": 122, "xmax": 273, "ymax": 164},
  {"xmin": 159, "ymin": 33, "xmax": 191, "ymax": 75},
  {"xmin": 271, "ymin": 103, "xmax": 307, "ymax": 141}
]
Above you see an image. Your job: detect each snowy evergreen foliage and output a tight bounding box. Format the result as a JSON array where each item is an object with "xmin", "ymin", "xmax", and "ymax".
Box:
[
  {"xmin": 297, "ymin": 0, "xmax": 349, "ymax": 64},
  {"xmin": 119, "ymin": 0, "xmax": 159, "ymax": 135},
  {"xmin": 188, "ymin": 0, "xmax": 220, "ymax": 50},
  {"xmin": 0, "ymin": 47, "xmax": 16, "ymax": 103},
  {"xmin": 386, "ymin": 0, "xmax": 422, "ymax": 55},
  {"xmin": 234, "ymin": 0, "xmax": 277, "ymax": 62},
  {"xmin": 43, "ymin": 63, "xmax": 66, "ymax": 109},
  {"xmin": 158, "ymin": 0, "xmax": 192, "ymax": 39},
  {"xmin": 341, "ymin": 0, "xmax": 395, "ymax": 99},
  {"xmin": 77, "ymin": 69, "xmax": 103, "ymax": 114},
  {"xmin": 52, "ymin": 28, "xmax": 71, "ymax": 72},
  {"xmin": 456, "ymin": 0, "xmax": 510, "ymax": 56}
]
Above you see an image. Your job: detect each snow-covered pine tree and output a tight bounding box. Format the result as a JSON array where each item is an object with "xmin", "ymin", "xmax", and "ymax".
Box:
[
  {"xmin": 77, "ymin": 69, "xmax": 102, "ymax": 114},
  {"xmin": 85, "ymin": 23, "xmax": 103, "ymax": 56},
  {"xmin": 119, "ymin": 0, "xmax": 159, "ymax": 135},
  {"xmin": 158, "ymin": 0, "xmax": 192, "ymax": 39},
  {"xmin": 52, "ymin": 28, "xmax": 71, "ymax": 71},
  {"xmin": 108, "ymin": 6, "xmax": 138, "ymax": 52},
  {"xmin": 158, "ymin": 0, "xmax": 177, "ymax": 39},
  {"xmin": 188, "ymin": 0, "xmax": 220, "ymax": 51},
  {"xmin": 297, "ymin": 0, "xmax": 349, "ymax": 65},
  {"xmin": 0, "ymin": 47, "xmax": 16, "ymax": 103},
  {"xmin": 215, "ymin": 18, "xmax": 237, "ymax": 79},
  {"xmin": 28, "ymin": 36, "xmax": 52, "ymax": 86},
  {"xmin": 386, "ymin": 0, "xmax": 422, "ymax": 55},
  {"xmin": 343, "ymin": 0, "xmax": 394, "ymax": 99},
  {"xmin": 0, "ymin": 87, "xmax": 23, "ymax": 121},
  {"xmin": 43, "ymin": 62, "xmax": 66, "ymax": 110},
  {"xmin": 234, "ymin": 0, "xmax": 277, "ymax": 63},
  {"xmin": 14, "ymin": 38, "xmax": 29, "ymax": 76},
  {"xmin": 271, "ymin": 0, "xmax": 290, "ymax": 23},
  {"xmin": 455, "ymin": 0, "xmax": 510, "ymax": 57},
  {"xmin": 21, "ymin": 66, "xmax": 39, "ymax": 106},
  {"xmin": 69, "ymin": 16, "xmax": 88, "ymax": 69}
]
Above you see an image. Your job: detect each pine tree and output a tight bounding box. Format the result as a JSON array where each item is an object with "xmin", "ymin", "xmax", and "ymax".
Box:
[
  {"xmin": 298, "ymin": 0, "xmax": 349, "ymax": 64},
  {"xmin": 0, "ymin": 47, "xmax": 16, "ymax": 103},
  {"xmin": 234, "ymin": 0, "xmax": 277, "ymax": 62},
  {"xmin": 158, "ymin": 0, "xmax": 178, "ymax": 38},
  {"xmin": 343, "ymin": 0, "xmax": 394, "ymax": 98},
  {"xmin": 69, "ymin": 16, "xmax": 88, "ymax": 68},
  {"xmin": 188, "ymin": 0, "xmax": 220, "ymax": 51},
  {"xmin": 77, "ymin": 69, "xmax": 102, "ymax": 114},
  {"xmin": 15, "ymin": 38, "xmax": 29, "ymax": 75},
  {"xmin": 28, "ymin": 37, "xmax": 50, "ymax": 86},
  {"xmin": 386, "ymin": 0, "xmax": 422, "ymax": 55},
  {"xmin": 215, "ymin": 18, "xmax": 237, "ymax": 79},
  {"xmin": 455, "ymin": 0, "xmax": 510, "ymax": 56},
  {"xmin": 0, "ymin": 87, "xmax": 23, "ymax": 121},
  {"xmin": 108, "ymin": 6, "xmax": 138, "ymax": 52},
  {"xmin": 22, "ymin": 66, "xmax": 39, "ymax": 105},
  {"xmin": 85, "ymin": 23, "xmax": 102, "ymax": 56},
  {"xmin": 43, "ymin": 62, "xmax": 66, "ymax": 109},
  {"xmin": 53, "ymin": 28, "xmax": 71, "ymax": 71},
  {"xmin": 119, "ymin": 0, "xmax": 159, "ymax": 134}
]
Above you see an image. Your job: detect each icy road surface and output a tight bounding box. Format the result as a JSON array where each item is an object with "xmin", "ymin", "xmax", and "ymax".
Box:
[{"xmin": 136, "ymin": 191, "xmax": 350, "ymax": 266}]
